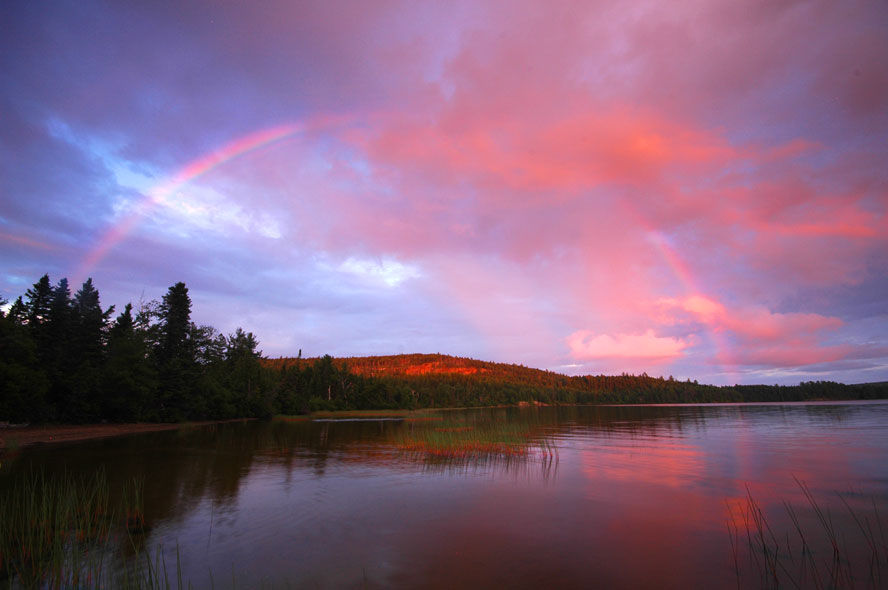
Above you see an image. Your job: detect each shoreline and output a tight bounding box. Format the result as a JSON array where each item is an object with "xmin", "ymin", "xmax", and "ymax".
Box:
[
  {"xmin": 0, "ymin": 418, "xmax": 255, "ymax": 455},
  {"xmin": 5, "ymin": 398, "xmax": 886, "ymax": 455}
]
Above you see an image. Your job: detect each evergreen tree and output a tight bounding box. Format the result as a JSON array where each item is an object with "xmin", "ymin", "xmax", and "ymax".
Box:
[
  {"xmin": 24, "ymin": 274, "xmax": 53, "ymax": 364},
  {"xmin": 155, "ymin": 282, "xmax": 195, "ymax": 420},
  {"xmin": 225, "ymin": 328, "xmax": 269, "ymax": 417},
  {"xmin": 274, "ymin": 364, "xmax": 309, "ymax": 415},
  {"xmin": 310, "ymin": 354, "xmax": 336, "ymax": 405},
  {"xmin": 157, "ymin": 282, "xmax": 192, "ymax": 365},
  {"xmin": 24, "ymin": 274, "xmax": 52, "ymax": 327},
  {"xmin": 0, "ymin": 309, "xmax": 50, "ymax": 422},
  {"xmin": 59, "ymin": 278, "xmax": 115, "ymax": 421},
  {"xmin": 47, "ymin": 278, "xmax": 73, "ymax": 349},
  {"xmin": 103, "ymin": 303, "xmax": 156, "ymax": 420},
  {"xmin": 45, "ymin": 278, "xmax": 75, "ymax": 420},
  {"xmin": 73, "ymin": 278, "xmax": 114, "ymax": 364},
  {"xmin": 6, "ymin": 296, "xmax": 27, "ymax": 324}
]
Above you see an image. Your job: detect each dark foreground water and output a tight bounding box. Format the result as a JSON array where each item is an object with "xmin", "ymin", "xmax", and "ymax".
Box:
[{"xmin": 3, "ymin": 402, "xmax": 887, "ymax": 589}]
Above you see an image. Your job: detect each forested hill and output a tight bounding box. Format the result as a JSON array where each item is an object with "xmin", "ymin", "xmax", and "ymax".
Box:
[
  {"xmin": 263, "ymin": 353, "xmax": 888, "ymax": 407},
  {"xmin": 265, "ymin": 354, "xmax": 560, "ymax": 382},
  {"xmin": 0, "ymin": 275, "xmax": 888, "ymax": 424},
  {"xmin": 6, "ymin": 272, "xmax": 885, "ymax": 426}
]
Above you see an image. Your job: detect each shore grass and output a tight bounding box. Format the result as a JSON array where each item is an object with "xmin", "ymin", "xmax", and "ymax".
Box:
[
  {"xmin": 2, "ymin": 470, "xmax": 107, "ymax": 588},
  {"xmin": 276, "ymin": 409, "xmax": 444, "ymax": 422},
  {"xmin": 307, "ymin": 409, "xmax": 416, "ymax": 418},
  {"xmin": 0, "ymin": 469, "xmax": 174, "ymax": 590},
  {"xmin": 393, "ymin": 418, "xmax": 558, "ymax": 460},
  {"xmin": 4, "ymin": 442, "xmax": 885, "ymax": 588},
  {"xmin": 275, "ymin": 409, "xmax": 560, "ymax": 460},
  {"xmin": 727, "ymin": 479, "xmax": 888, "ymax": 590}
]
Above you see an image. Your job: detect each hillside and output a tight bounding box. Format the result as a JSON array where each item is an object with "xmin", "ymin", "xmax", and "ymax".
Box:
[
  {"xmin": 265, "ymin": 353, "xmax": 562, "ymax": 382},
  {"xmin": 263, "ymin": 353, "xmax": 888, "ymax": 408}
]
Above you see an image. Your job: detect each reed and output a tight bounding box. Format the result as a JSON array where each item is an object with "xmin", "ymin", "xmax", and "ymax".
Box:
[
  {"xmin": 392, "ymin": 417, "xmax": 558, "ymax": 461},
  {"xmin": 0, "ymin": 469, "xmax": 177, "ymax": 590},
  {"xmin": 727, "ymin": 479, "xmax": 888, "ymax": 590},
  {"xmin": 0, "ymin": 469, "xmax": 109, "ymax": 588}
]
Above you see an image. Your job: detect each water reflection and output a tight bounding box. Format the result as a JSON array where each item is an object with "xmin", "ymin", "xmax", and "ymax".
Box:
[{"xmin": 1, "ymin": 402, "xmax": 886, "ymax": 588}]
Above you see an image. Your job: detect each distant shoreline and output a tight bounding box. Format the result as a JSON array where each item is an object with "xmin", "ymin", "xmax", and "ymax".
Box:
[{"xmin": 5, "ymin": 398, "xmax": 888, "ymax": 456}]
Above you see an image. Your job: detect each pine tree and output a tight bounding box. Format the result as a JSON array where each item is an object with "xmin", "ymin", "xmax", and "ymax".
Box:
[
  {"xmin": 0, "ymin": 305, "xmax": 50, "ymax": 422},
  {"xmin": 45, "ymin": 278, "xmax": 75, "ymax": 419},
  {"xmin": 226, "ymin": 328, "xmax": 268, "ymax": 417},
  {"xmin": 24, "ymin": 274, "xmax": 53, "ymax": 364},
  {"xmin": 6, "ymin": 296, "xmax": 27, "ymax": 324},
  {"xmin": 103, "ymin": 303, "xmax": 156, "ymax": 420},
  {"xmin": 158, "ymin": 282, "xmax": 192, "ymax": 365},
  {"xmin": 155, "ymin": 282, "xmax": 195, "ymax": 421},
  {"xmin": 73, "ymin": 278, "xmax": 115, "ymax": 365},
  {"xmin": 24, "ymin": 274, "xmax": 52, "ymax": 327},
  {"xmin": 65, "ymin": 278, "xmax": 114, "ymax": 421}
]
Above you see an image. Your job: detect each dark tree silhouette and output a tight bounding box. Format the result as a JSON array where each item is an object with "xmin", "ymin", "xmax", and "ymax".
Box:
[
  {"xmin": 157, "ymin": 282, "xmax": 192, "ymax": 365},
  {"xmin": 154, "ymin": 282, "xmax": 195, "ymax": 421},
  {"xmin": 103, "ymin": 303, "xmax": 156, "ymax": 420},
  {"xmin": 1, "ymin": 273, "xmax": 885, "ymax": 425},
  {"xmin": 24, "ymin": 274, "xmax": 52, "ymax": 328}
]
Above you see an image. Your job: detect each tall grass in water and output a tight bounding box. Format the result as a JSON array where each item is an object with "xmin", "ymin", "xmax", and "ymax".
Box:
[
  {"xmin": 727, "ymin": 478, "xmax": 888, "ymax": 590},
  {"xmin": 0, "ymin": 469, "xmax": 176, "ymax": 589},
  {"xmin": 393, "ymin": 418, "xmax": 559, "ymax": 461},
  {"xmin": 1, "ymin": 469, "xmax": 110, "ymax": 588}
]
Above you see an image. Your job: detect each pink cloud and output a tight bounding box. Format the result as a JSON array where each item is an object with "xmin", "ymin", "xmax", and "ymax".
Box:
[
  {"xmin": 666, "ymin": 295, "xmax": 842, "ymax": 341},
  {"xmin": 567, "ymin": 329, "xmax": 688, "ymax": 360},
  {"xmin": 195, "ymin": 104, "xmax": 878, "ymax": 377},
  {"xmin": 728, "ymin": 345, "xmax": 851, "ymax": 368},
  {"xmin": 660, "ymin": 295, "xmax": 846, "ymax": 368},
  {"xmin": 26, "ymin": 0, "xmax": 882, "ymax": 382},
  {"xmin": 358, "ymin": 105, "xmax": 738, "ymax": 199},
  {"xmin": 185, "ymin": 0, "xmax": 885, "ymax": 292}
]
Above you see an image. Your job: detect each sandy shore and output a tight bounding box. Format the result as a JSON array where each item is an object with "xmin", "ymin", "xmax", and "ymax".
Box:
[{"xmin": 0, "ymin": 419, "xmax": 253, "ymax": 454}]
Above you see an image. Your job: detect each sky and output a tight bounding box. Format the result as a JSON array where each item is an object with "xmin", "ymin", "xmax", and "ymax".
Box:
[{"xmin": 1, "ymin": 0, "xmax": 886, "ymax": 385}]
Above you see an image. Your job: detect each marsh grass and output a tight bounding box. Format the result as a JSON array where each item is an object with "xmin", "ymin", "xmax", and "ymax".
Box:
[
  {"xmin": 727, "ymin": 478, "xmax": 888, "ymax": 589},
  {"xmin": 276, "ymin": 409, "xmax": 441, "ymax": 421},
  {"xmin": 309, "ymin": 409, "xmax": 413, "ymax": 419},
  {"xmin": 0, "ymin": 469, "xmax": 187, "ymax": 589},
  {"xmin": 1, "ymin": 469, "xmax": 111, "ymax": 588},
  {"xmin": 393, "ymin": 418, "xmax": 558, "ymax": 461}
]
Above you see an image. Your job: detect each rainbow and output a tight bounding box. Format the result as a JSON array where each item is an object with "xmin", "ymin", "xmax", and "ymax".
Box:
[
  {"xmin": 73, "ymin": 123, "xmax": 303, "ymax": 282},
  {"xmin": 619, "ymin": 200, "xmax": 737, "ymax": 380},
  {"xmin": 71, "ymin": 119, "xmax": 735, "ymax": 379}
]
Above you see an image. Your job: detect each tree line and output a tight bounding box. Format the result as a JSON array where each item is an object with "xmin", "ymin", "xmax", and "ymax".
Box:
[
  {"xmin": 266, "ymin": 354, "xmax": 888, "ymax": 409},
  {"xmin": 3, "ymin": 274, "xmax": 886, "ymax": 424},
  {"xmin": 270, "ymin": 369, "xmax": 887, "ymax": 409},
  {"xmin": 1, "ymin": 275, "xmax": 270, "ymax": 423}
]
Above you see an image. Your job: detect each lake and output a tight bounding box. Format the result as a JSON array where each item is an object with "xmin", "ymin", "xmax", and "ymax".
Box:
[{"xmin": 3, "ymin": 402, "xmax": 887, "ymax": 589}]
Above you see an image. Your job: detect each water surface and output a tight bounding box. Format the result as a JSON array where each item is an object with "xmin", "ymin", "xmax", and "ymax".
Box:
[{"xmin": 3, "ymin": 402, "xmax": 887, "ymax": 588}]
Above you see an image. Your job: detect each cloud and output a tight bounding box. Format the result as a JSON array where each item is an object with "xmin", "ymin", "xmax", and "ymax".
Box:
[
  {"xmin": 1, "ymin": 0, "xmax": 886, "ymax": 385},
  {"xmin": 659, "ymin": 295, "xmax": 847, "ymax": 368},
  {"xmin": 567, "ymin": 330, "xmax": 689, "ymax": 360},
  {"xmin": 337, "ymin": 257, "xmax": 421, "ymax": 288}
]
